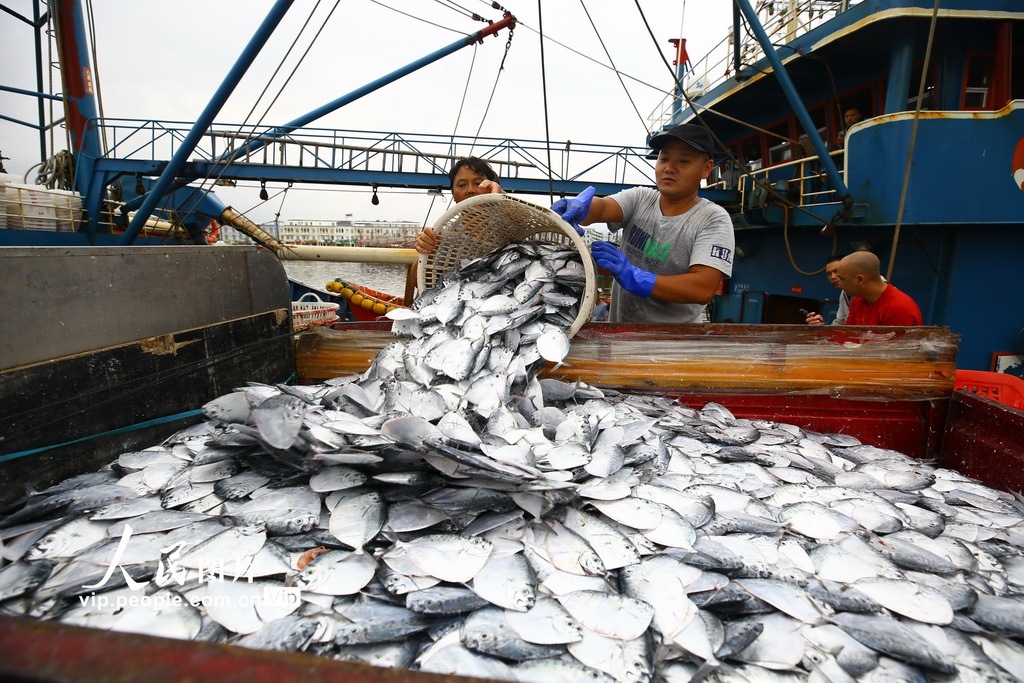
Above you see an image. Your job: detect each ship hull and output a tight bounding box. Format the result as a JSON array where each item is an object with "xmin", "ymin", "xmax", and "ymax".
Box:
[{"xmin": 0, "ymin": 246, "xmax": 295, "ymax": 508}]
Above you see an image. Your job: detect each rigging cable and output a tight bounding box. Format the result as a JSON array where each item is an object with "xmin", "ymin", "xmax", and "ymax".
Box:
[
  {"xmin": 371, "ymin": 0, "xmax": 465, "ymax": 34},
  {"xmin": 536, "ymin": 0, "xmax": 555, "ymax": 203},
  {"xmin": 177, "ymin": 0, "xmax": 341, "ymax": 234},
  {"xmin": 448, "ymin": 45, "xmax": 480, "ymax": 157},
  {"xmin": 430, "ymin": 0, "xmax": 486, "ymax": 22},
  {"xmin": 886, "ymin": 0, "xmax": 940, "ymax": 283},
  {"xmin": 578, "ymin": 0, "xmax": 647, "ymax": 133},
  {"xmin": 85, "ymin": 0, "xmax": 129, "ymax": 235},
  {"xmin": 84, "ymin": 0, "xmax": 108, "ymax": 160},
  {"xmin": 470, "ymin": 19, "xmax": 514, "ymax": 151},
  {"xmin": 33, "ymin": 7, "xmax": 74, "ymax": 191},
  {"xmin": 238, "ymin": 186, "xmax": 290, "ymax": 218},
  {"xmin": 512, "ymin": 24, "xmax": 665, "ymax": 99},
  {"xmin": 188, "ymin": 0, "xmax": 495, "ymax": 232}
]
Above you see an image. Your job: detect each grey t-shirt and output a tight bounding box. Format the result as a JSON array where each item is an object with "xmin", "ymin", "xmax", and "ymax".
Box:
[
  {"xmin": 606, "ymin": 188, "xmax": 734, "ymax": 323},
  {"xmin": 833, "ymin": 290, "xmax": 851, "ymax": 325}
]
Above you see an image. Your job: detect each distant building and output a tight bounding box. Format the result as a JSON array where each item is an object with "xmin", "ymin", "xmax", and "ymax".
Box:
[{"xmin": 218, "ymin": 216, "xmax": 421, "ymax": 247}]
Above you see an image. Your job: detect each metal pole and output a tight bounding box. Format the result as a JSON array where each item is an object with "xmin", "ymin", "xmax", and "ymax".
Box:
[
  {"xmin": 119, "ymin": 0, "xmax": 294, "ymax": 245},
  {"xmin": 733, "ymin": 0, "xmax": 850, "ymax": 201},
  {"xmin": 220, "ymin": 14, "xmax": 517, "ymax": 163},
  {"xmin": 33, "ymin": 1, "xmax": 47, "ymax": 164}
]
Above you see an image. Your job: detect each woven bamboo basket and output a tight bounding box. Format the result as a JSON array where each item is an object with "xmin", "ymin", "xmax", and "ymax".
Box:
[{"xmin": 417, "ymin": 194, "xmax": 596, "ymax": 337}]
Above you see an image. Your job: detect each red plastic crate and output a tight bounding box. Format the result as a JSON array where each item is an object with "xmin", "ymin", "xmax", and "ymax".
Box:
[{"xmin": 953, "ymin": 369, "xmax": 1024, "ymax": 410}]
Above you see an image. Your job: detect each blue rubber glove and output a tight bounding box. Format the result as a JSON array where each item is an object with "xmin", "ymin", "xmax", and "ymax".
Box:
[
  {"xmin": 551, "ymin": 186, "xmax": 596, "ymax": 235},
  {"xmin": 591, "ymin": 241, "xmax": 656, "ymax": 298}
]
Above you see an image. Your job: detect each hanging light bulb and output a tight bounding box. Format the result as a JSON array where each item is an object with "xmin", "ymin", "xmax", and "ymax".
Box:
[
  {"xmin": 259, "ymin": 180, "xmax": 269, "ymax": 201},
  {"xmin": 135, "ymin": 174, "xmax": 145, "ymax": 195},
  {"xmin": 371, "ymin": 185, "xmax": 380, "ymax": 206}
]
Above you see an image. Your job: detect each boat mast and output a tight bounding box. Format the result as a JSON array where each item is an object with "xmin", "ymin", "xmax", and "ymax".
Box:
[
  {"xmin": 52, "ymin": 0, "xmax": 102, "ymax": 196},
  {"xmin": 668, "ymin": 38, "xmax": 690, "ymax": 122}
]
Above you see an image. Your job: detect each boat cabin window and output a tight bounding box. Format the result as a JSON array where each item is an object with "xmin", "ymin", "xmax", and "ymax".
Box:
[
  {"xmin": 907, "ymin": 63, "xmax": 937, "ymax": 111},
  {"xmin": 834, "ymin": 86, "xmax": 874, "ymax": 145},
  {"xmin": 710, "ymin": 154, "xmax": 741, "ymax": 190},
  {"xmin": 796, "ymin": 105, "xmax": 828, "ymax": 157},
  {"xmin": 1014, "ymin": 47, "xmax": 1024, "ymax": 100},
  {"xmin": 738, "ymin": 134, "xmax": 763, "ymax": 172},
  {"xmin": 963, "ymin": 53, "xmax": 994, "ymax": 109},
  {"xmin": 1015, "ymin": 46, "xmax": 1024, "ymax": 100},
  {"xmin": 766, "ymin": 120, "xmax": 792, "ymax": 165}
]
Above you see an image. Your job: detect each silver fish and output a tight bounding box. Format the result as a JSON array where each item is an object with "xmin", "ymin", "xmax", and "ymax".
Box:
[
  {"xmin": 294, "ymin": 549, "xmax": 377, "ymax": 596},
  {"xmin": 830, "ymin": 612, "xmax": 957, "ymax": 674},
  {"xmin": 462, "ymin": 607, "xmax": 565, "ymax": 660},
  {"xmin": 26, "ymin": 517, "xmax": 109, "ymax": 561}
]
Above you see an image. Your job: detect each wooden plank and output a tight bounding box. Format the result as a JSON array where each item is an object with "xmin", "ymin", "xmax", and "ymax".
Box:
[{"xmin": 296, "ymin": 322, "xmax": 957, "ymax": 400}]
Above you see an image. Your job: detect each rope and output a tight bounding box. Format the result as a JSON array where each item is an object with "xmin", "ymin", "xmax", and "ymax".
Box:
[
  {"xmin": 578, "ymin": 0, "xmax": 647, "ymax": 133},
  {"xmin": 0, "ymin": 409, "xmax": 205, "ymax": 463},
  {"xmin": 470, "ymin": 24, "xmax": 514, "ymax": 151},
  {"xmin": 85, "ymin": 0, "xmax": 109, "ymax": 158},
  {"xmin": 275, "ymin": 183, "xmax": 291, "ymax": 226},
  {"xmin": 537, "ymin": 0, "xmax": 555, "ymax": 203},
  {"xmin": 238, "ymin": 186, "xmax": 290, "ymax": 217},
  {"xmin": 46, "ymin": 9, "xmax": 56, "ymax": 160},
  {"xmin": 783, "ymin": 202, "xmax": 837, "ymax": 276},
  {"xmin": 450, "ymin": 45, "xmax": 479, "ymax": 156},
  {"xmin": 29, "ymin": 149, "xmax": 74, "ymax": 189},
  {"xmin": 512, "ymin": 24, "xmax": 665, "ymax": 97},
  {"xmin": 886, "ymin": 0, "xmax": 940, "ymax": 282},
  {"xmin": 430, "ymin": 0, "xmax": 485, "ymax": 22}
]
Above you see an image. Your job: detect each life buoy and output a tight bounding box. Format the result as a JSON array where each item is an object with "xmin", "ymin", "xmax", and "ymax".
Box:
[
  {"xmin": 1013, "ymin": 135, "xmax": 1024, "ymax": 192},
  {"xmin": 207, "ymin": 219, "xmax": 220, "ymax": 244}
]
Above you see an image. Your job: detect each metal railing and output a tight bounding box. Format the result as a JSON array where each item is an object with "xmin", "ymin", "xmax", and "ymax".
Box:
[
  {"xmin": 708, "ymin": 149, "xmax": 845, "ymax": 212},
  {"xmin": 649, "ymin": 0, "xmax": 863, "ymax": 130},
  {"xmin": 95, "ymin": 119, "xmax": 658, "ymax": 189}
]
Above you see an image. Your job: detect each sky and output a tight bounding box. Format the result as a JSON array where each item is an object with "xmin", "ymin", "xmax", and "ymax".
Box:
[{"xmin": 1, "ymin": 0, "xmax": 734, "ymax": 227}]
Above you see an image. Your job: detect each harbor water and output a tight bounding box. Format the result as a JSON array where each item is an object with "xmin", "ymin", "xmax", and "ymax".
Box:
[{"xmin": 283, "ymin": 260, "xmax": 409, "ymax": 298}]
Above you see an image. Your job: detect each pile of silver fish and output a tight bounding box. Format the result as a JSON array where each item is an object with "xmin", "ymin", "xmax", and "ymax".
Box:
[{"xmin": 2, "ymin": 239, "xmax": 1024, "ymax": 682}]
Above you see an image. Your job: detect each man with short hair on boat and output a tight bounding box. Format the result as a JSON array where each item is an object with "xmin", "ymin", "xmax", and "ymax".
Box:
[
  {"xmin": 551, "ymin": 123, "xmax": 734, "ymax": 323},
  {"xmin": 834, "ymin": 251, "xmax": 923, "ymax": 326},
  {"xmin": 833, "ymin": 107, "xmax": 862, "ymax": 149},
  {"xmin": 405, "ymin": 157, "xmax": 505, "ymax": 304},
  {"xmin": 807, "ymin": 252, "xmax": 889, "ymax": 326},
  {"xmin": 806, "ymin": 253, "xmax": 851, "ymax": 325}
]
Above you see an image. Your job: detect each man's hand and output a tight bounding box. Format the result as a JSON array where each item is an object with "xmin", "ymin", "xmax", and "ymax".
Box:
[
  {"xmin": 591, "ymin": 241, "xmax": 656, "ymax": 298},
  {"xmin": 806, "ymin": 312, "xmax": 825, "ymax": 325},
  {"xmin": 416, "ymin": 227, "xmax": 440, "ymax": 255},
  {"xmin": 477, "ymin": 180, "xmax": 505, "ymax": 195},
  {"xmin": 551, "ymin": 186, "xmax": 596, "ymax": 235}
]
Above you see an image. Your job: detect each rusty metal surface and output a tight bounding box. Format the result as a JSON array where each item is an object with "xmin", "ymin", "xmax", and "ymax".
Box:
[
  {"xmin": 0, "ymin": 246, "xmax": 289, "ymax": 371},
  {"xmin": 942, "ymin": 390, "xmax": 1024, "ymax": 493},
  {"xmin": 0, "ymin": 616, "xmax": 495, "ymax": 683}
]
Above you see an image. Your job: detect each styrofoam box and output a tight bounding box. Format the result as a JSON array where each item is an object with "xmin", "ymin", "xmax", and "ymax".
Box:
[{"xmin": 2, "ymin": 183, "xmax": 83, "ymax": 231}]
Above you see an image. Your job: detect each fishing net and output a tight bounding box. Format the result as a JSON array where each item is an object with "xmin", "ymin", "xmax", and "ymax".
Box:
[{"xmin": 418, "ymin": 194, "xmax": 596, "ymax": 337}]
